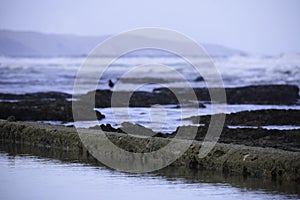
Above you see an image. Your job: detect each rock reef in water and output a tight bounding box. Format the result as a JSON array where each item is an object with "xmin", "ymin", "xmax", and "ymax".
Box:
[
  {"xmin": 0, "ymin": 84, "xmax": 299, "ymax": 183},
  {"xmin": 0, "ymin": 92, "xmax": 105, "ymax": 121},
  {"xmin": 154, "ymin": 84, "xmax": 299, "ymax": 105},
  {"xmin": 0, "ymin": 120, "xmax": 299, "ymax": 183},
  {"xmin": 0, "ymin": 84, "xmax": 298, "ymax": 122}
]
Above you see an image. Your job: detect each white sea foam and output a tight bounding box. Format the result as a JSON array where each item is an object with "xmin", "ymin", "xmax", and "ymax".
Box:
[{"xmin": 1, "ymin": 54, "xmax": 299, "ymax": 94}]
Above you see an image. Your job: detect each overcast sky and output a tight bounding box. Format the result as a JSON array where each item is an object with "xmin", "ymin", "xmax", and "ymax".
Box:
[{"xmin": 0, "ymin": 0, "xmax": 299, "ymax": 54}]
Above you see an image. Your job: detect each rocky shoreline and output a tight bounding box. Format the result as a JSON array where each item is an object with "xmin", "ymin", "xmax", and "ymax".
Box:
[
  {"xmin": 0, "ymin": 84, "xmax": 299, "ymax": 183},
  {"xmin": 0, "ymin": 120, "xmax": 299, "ymax": 183},
  {"xmin": 0, "ymin": 84, "xmax": 298, "ymax": 121}
]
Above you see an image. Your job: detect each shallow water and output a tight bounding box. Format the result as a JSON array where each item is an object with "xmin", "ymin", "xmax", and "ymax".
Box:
[
  {"xmin": 0, "ymin": 142, "xmax": 299, "ymax": 200},
  {"xmin": 95, "ymin": 104, "xmax": 300, "ymax": 133},
  {"xmin": 39, "ymin": 104, "xmax": 300, "ymax": 133}
]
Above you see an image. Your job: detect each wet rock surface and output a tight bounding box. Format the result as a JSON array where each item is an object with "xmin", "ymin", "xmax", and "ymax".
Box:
[
  {"xmin": 0, "ymin": 93, "xmax": 105, "ymax": 122},
  {"xmin": 0, "ymin": 92, "xmax": 72, "ymax": 101},
  {"xmin": 0, "ymin": 84, "xmax": 299, "ymax": 182},
  {"xmin": 179, "ymin": 126, "xmax": 300, "ymax": 152},
  {"xmin": 0, "ymin": 99, "xmax": 74, "ymax": 121},
  {"xmin": 223, "ymin": 84, "xmax": 299, "ymax": 104},
  {"xmin": 0, "ymin": 84, "xmax": 298, "ymax": 122},
  {"xmin": 0, "ymin": 120, "xmax": 299, "ymax": 183},
  {"xmin": 76, "ymin": 108, "xmax": 300, "ymax": 153},
  {"xmin": 169, "ymin": 109, "xmax": 300, "ymax": 152},
  {"xmin": 76, "ymin": 84, "xmax": 299, "ymax": 108},
  {"xmin": 104, "ymin": 109, "xmax": 300, "ymax": 152},
  {"xmin": 186, "ymin": 109, "xmax": 300, "ymax": 126},
  {"xmin": 89, "ymin": 124, "xmax": 124, "ymax": 133},
  {"xmin": 154, "ymin": 84, "xmax": 299, "ymax": 105},
  {"xmin": 78, "ymin": 89, "xmax": 184, "ymax": 108}
]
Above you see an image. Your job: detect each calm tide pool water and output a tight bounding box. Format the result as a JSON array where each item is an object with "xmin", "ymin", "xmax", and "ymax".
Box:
[{"xmin": 0, "ymin": 142, "xmax": 299, "ymax": 200}]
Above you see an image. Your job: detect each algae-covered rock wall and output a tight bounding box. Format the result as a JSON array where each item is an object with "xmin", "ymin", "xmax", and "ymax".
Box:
[{"xmin": 0, "ymin": 120, "xmax": 299, "ymax": 183}]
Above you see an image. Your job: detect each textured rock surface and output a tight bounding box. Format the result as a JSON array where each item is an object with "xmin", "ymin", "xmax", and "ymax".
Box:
[
  {"xmin": 154, "ymin": 84, "xmax": 299, "ymax": 104},
  {"xmin": 0, "ymin": 120, "xmax": 299, "ymax": 183}
]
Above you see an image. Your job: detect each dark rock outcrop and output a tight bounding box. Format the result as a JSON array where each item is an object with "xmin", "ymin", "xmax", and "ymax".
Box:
[
  {"xmin": 154, "ymin": 84, "xmax": 299, "ymax": 105},
  {"xmin": 0, "ymin": 120, "xmax": 299, "ymax": 182}
]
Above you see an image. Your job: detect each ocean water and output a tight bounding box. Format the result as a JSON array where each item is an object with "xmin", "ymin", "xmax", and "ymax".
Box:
[
  {"xmin": 0, "ymin": 54, "xmax": 300, "ymax": 94},
  {"xmin": 1, "ymin": 54, "xmax": 300, "ymax": 132}
]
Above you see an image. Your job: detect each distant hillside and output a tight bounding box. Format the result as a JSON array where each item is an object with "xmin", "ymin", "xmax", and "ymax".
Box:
[{"xmin": 0, "ymin": 30, "xmax": 245, "ymax": 57}]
